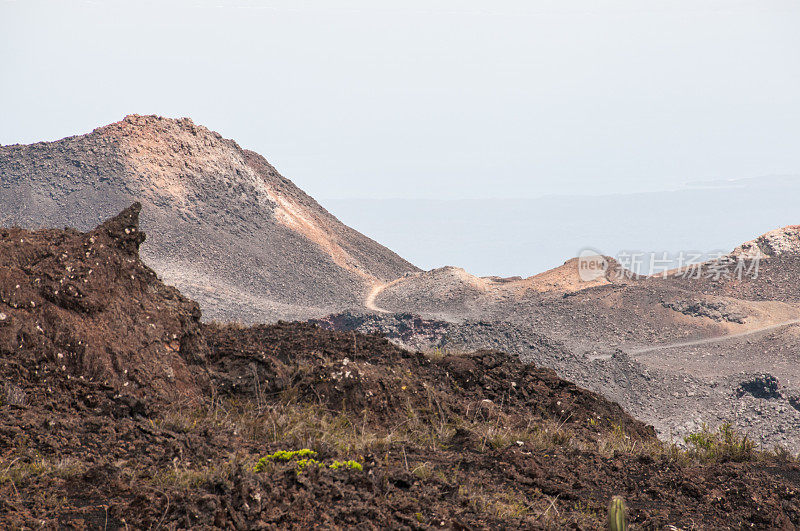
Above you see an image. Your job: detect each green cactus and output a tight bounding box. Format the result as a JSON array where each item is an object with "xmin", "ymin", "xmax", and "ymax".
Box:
[{"xmin": 608, "ymin": 496, "xmax": 627, "ymax": 531}]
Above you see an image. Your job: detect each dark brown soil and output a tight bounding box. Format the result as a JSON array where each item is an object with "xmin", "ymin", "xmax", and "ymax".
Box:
[{"xmin": 1, "ymin": 207, "xmax": 800, "ymax": 529}]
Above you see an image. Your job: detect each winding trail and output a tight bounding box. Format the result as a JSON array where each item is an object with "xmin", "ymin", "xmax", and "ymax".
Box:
[
  {"xmin": 627, "ymin": 318, "xmax": 800, "ymax": 355},
  {"xmin": 365, "ymin": 274, "xmax": 422, "ymax": 313},
  {"xmin": 364, "ymin": 282, "xmax": 390, "ymax": 313}
]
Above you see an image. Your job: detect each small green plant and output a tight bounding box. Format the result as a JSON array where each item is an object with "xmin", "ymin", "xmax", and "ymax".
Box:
[
  {"xmin": 329, "ymin": 460, "xmax": 363, "ymax": 471},
  {"xmin": 607, "ymin": 496, "xmax": 627, "ymax": 531},
  {"xmin": 684, "ymin": 423, "xmax": 754, "ymax": 462},
  {"xmin": 254, "ymin": 449, "xmax": 362, "ymax": 474},
  {"xmin": 427, "ymin": 347, "xmax": 446, "ymax": 360},
  {"xmin": 268, "ymin": 449, "xmax": 318, "ymax": 461},
  {"xmin": 254, "ymin": 448, "xmax": 318, "ymax": 472},
  {"xmin": 295, "ymin": 458, "xmax": 324, "ymax": 471}
]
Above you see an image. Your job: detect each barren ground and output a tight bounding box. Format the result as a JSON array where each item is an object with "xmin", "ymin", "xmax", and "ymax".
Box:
[{"xmin": 318, "ymin": 253, "xmax": 800, "ymax": 452}]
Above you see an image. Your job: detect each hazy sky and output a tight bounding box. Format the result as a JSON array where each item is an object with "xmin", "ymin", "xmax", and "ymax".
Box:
[{"xmin": 2, "ymin": 0, "xmax": 800, "ymax": 201}]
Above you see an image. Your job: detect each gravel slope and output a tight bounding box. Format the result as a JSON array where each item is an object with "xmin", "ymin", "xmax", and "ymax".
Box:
[{"xmin": 0, "ymin": 115, "xmax": 419, "ymax": 323}]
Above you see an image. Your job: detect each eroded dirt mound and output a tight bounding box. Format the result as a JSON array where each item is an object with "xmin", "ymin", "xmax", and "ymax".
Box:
[
  {"xmin": 0, "ymin": 203, "xmax": 208, "ymax": 402},
  {"xmin": 205, "ymin": 321, "xmax": 653, "ymax": 443},
  {"xmin": 367, "ymin": 258, "xmax": 615, "ymax": 318}
]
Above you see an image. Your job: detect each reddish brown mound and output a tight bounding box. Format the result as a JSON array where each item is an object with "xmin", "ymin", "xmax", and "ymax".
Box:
[
  {"xmin": 3, "ymin": 319, "xmax": 800, "ymax": 529},
  {"xmin": 0, "ymin": 203, "xmax": 208, "ymax": 402},
  {"xmin": 205, "ymin": 321, "xmax": 653, "ymax": 442}
]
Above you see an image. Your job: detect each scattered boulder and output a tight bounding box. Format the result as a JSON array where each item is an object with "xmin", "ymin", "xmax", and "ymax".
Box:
[
  {"xmin": 736, "ymin": 374, "xmax": 782, "ymax": 400},
  {"xmin": 662, "ymin": 298, "xmax": 746, "ymax": 323}
]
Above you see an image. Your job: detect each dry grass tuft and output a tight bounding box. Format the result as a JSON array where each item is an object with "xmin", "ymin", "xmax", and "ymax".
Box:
[{"xmin": 2, "ymin": 382, "xmax": 27, "ymax": 407}]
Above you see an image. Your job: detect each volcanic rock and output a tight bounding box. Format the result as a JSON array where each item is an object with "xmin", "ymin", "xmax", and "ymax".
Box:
[{"xmin": 0, "ymin": 203, "xmax": 208, "ymax": 402}]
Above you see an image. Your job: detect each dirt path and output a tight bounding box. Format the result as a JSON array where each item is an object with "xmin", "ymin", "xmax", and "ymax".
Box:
[
  {"xmin": 627, "ymin": 318, "xmax": 800, "ymax": 355},
  {"xmin": 365, "ymin": 283, "xmax": 390, "ymax": 313},
  {"xmin": 365, "ymin": 274, "xmax": 423, "ymax": 313}
]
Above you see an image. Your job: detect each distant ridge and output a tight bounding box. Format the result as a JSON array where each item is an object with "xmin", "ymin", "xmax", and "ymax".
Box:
[
  {"xmin": 0, "ymin": 114, "xmax": 419, "ymax": 322},
  {"xmin": 732, "ymin": 225, "xmax": 800, "ymax": 259}
]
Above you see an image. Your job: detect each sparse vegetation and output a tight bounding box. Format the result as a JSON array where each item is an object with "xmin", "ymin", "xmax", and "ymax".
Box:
[
  {"xmin": 0, "ymin": 456, "xmax": 85, "ymax": 484},
  {"xmin": 253, "ymin": 448, "xmax": 317, "ymax": 472},
  {"xmin": 329, "ymin": 460, "xmax": 363, "ymax": 471},
  {"xmin": 148, "ymin": 454, "xmax": 243, "ymax": 492},
  {"xmin": 253, "ymin": 448, "xmax": 362, "ymax": 474},
  {"xmin": 2, "ymin": 382, "xmax": 27, "ymax": 407},
  {"xmin": 424, "ymin": 345, "xmax": 466, "ymax": 360},
  {"xmin": 426, "ymin": 346, "xmax": 448, "ymax": 360},
  {"xmin": 295, "ymin": 458, "xmax": 325, "ymax": 471},
  {"xmin": 527, "ymin": 419, "xmax": 574, "ymax": 450},
  {"xmin": 260, "ymin": 448, "xmax": 318, "ymax": 462},
  {"xmin": 684, "ymin": 423, "xmax": 755, "ymax": 462}
]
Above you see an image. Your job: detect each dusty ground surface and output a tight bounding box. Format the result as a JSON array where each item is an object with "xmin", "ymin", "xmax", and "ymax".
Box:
[
  {"xmin": 0, "ymin": 115, "xmax": 418, "ymax": 323},
  {"xmin": 3, "ymin": 209, "xmax": 800, "ymax": 528}
]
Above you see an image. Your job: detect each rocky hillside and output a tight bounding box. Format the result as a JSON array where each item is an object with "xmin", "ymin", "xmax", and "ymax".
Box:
[
  {"xmin": 2, "ymin": 207, "xmax": 800, "ymax": 529},
  {"xmin": 319, "ymin": 228, "xmax": 800, "ymax": 452},
  {"xmin": 0, "ymin": 115, "xmax": 418, "ymax": 322},
  {"xmin": 733, "ymin": 225, "xmax": 800, "ymax": 259}
]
